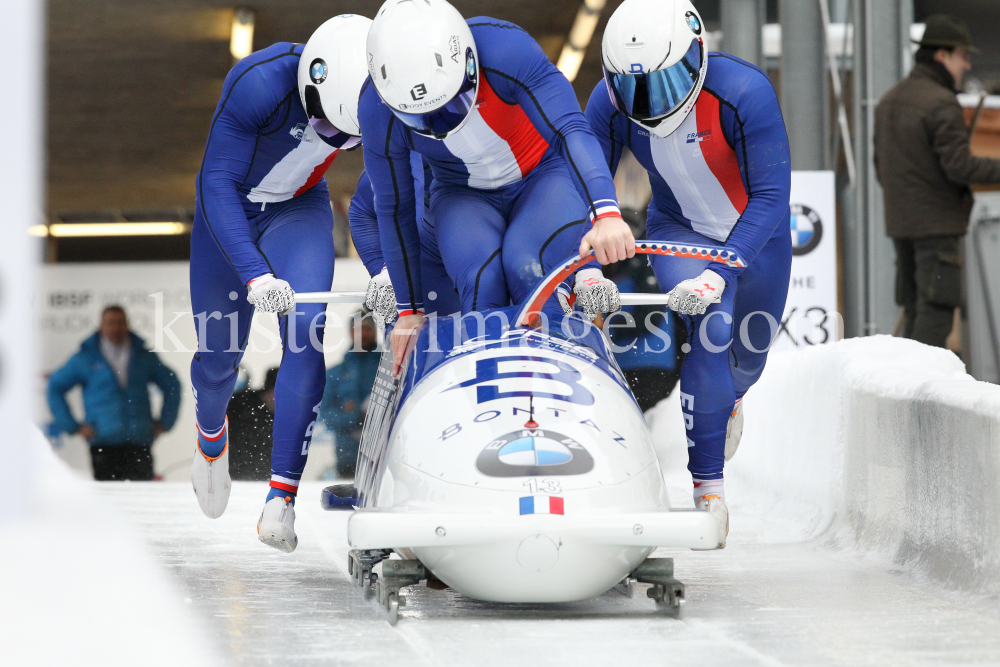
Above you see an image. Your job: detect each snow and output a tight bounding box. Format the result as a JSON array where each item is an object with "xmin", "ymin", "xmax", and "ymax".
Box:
[
  {"xmin": 0, "ymin": 429, "xmax": 219, "ymax": 666},
  {"xmin": 7, "ymin": 336, "xmax": 1000, "ymax": 664}
]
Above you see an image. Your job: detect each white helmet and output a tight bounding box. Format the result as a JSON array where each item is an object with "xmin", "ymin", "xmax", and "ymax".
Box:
[
  {"xmin": 367, "ymin": 0, "xmax": 478, "ymax": 140},
  {"xmin": 601, "ymin": 0, "xmax": 707, "ymax": 138},
  {"xmin": 298, "ymin": 14, "xmax": 373, "ymax": 142}
]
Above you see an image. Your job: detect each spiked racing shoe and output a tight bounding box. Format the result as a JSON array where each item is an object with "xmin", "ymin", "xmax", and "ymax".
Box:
[
  {"xmin": 258, "ymin": 496, "xmax": 298, "ymax": 553},
  {"xmin": 191, "ymin": 419, "xmax": 232, "ymax": 519},
  {"xmin": 724, "ymin": 398, "xmax": 744, "ymax": 461},
  {"xmin": 693, "ymin": 493, "xmax": 729, "ymax": 550}
]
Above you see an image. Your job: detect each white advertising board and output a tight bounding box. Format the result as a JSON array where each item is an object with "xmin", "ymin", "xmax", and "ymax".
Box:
[{"xmin": 771, "ymin": 171, "xmax": 839, "ymax": 352}]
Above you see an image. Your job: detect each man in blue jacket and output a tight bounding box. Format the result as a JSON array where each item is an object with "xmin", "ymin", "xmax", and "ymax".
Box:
[
  {"xmin": 319, "ymin": 313, "xmax": 381, "ymax": 477},
  {"xmin": 47, "ymin": 306, "xmax": 181, "ymax": 481}
]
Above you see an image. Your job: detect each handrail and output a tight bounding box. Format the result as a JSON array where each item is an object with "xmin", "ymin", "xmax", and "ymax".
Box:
[
  {"xmin": 514, "ymin": 240, "xmax": 745, "ymax": 327},
  {"xmin": 296, "ymin": 240, "xmax": 746, "ymax": 326}
]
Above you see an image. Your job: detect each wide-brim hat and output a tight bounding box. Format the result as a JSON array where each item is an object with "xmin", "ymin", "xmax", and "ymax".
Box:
[{"xmin": 914, "ymin": 14, "xmax": 979, "ymax": 54}]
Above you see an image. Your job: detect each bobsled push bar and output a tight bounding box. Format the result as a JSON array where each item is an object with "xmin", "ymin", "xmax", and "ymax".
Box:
[
  {"xmin": 516, "ymin": 241, "xmax": 745, "ymax": 327},
  {"xmin": 294, "ymin": 241, "xmax": 745, "ymax": 316},
  {"xmin": 295, "ymin": 290, "xmax": 685, "ymax": 307}
]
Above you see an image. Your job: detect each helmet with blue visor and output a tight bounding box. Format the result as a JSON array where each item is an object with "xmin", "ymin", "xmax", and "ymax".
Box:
[{"xmin": 601, "ymin": 0, "xmax": 708, "ymax": 138}]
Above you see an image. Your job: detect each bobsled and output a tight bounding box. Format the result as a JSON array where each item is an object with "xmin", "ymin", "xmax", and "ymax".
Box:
[{"xmin": 304, "ymin": 242, "xmax": 744, "ymax": 622}]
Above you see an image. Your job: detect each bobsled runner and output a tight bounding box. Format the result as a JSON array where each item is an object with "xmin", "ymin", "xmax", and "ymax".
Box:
[{"xmin": 305, "ymin": 242, "xmax": 744, "ymax": 624}]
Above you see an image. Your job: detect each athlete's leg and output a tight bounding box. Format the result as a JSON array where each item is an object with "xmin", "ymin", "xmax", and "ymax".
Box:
[
  {"xmin": 418, "ymin": 210, "xmax": 461, "ymax": 317},
  {"xmin": 432, "ymin": 185, "xmax": 509, "ymax": 312},
  {"xmin": 189, "ymin": 213, "xmax": 254, "ymax": 440},
  {"xmin": 730, "ymin": 228, "xmax": 792, "ymax": 397},
  {"xmin": 256, "ymin": 195, "xmax": 335, "ymax": 502},
  {"xmin": 645, "ymin": 218, "xmax": 735, "ymax": 489},
  {"xmin": 503, "ymin": 162, "xmax": 590, "ymax": 305}
]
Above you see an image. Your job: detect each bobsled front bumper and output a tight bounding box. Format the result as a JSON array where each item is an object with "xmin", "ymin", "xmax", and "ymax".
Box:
[
  {"xmin": 348, "ymin": 508, "xmax": 720, "ymax": 602},
  {"xmin": 347, "ymin": 508, "xmax": 720, "ymax": 550}
]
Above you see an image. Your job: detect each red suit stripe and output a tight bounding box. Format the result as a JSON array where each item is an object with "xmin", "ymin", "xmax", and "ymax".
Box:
[
  {"xmin": 695, "ymin": 94, "xmax": 748, "ymax": 215},
  {"xmin": 476, "ymin": 77, "xmax": 549, "ymax": 178},
  {"xmin": 293, "ymin": 149, "xmax": 339, "ymax": 197}
]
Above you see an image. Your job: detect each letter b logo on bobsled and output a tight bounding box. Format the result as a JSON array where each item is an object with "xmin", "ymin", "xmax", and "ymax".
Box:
[{"xmin": 445, "ymin": 355, "xmax": 595, "ymax": 406}]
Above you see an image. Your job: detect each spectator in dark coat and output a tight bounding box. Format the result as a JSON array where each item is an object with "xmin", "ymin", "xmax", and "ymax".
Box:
[
  {"xmin": 875, "ymin": 15, "xmax": 1000, "ymax": 347},
  {"xmin": 47, "ymin": 305, "xmax": 181, "ymax": 481},
  {"xmin": 320, "ymin": 314, "xmax": 380, "ymax": 478}
]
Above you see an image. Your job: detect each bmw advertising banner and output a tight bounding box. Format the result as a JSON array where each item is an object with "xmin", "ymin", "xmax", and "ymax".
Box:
[{"xmin": 771, "ymin": 171, "xmax": 838, "ymax": 353}]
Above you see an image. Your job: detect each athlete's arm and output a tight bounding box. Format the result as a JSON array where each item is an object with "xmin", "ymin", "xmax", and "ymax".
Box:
[
  {"xmin": 712, "ymin": 63, "xmax": 792, "ymax": 281},
  {"xmin": 198, "ymin": 64, "xmax": 285, "ymax": 284},
  {"xmin": 359, "ymin": 79, "xmax": 426, "ymax": 376},
  {"xmin": 584, "ymin": 80, "xmax": 627, "ymax": 178},
  {"xmin": 358, "ymin": 80, "xmax": 424, "ymax": 315},
  {"xmin": 348, "ymin": 171, "xmax": 386, "ymax": 277}
]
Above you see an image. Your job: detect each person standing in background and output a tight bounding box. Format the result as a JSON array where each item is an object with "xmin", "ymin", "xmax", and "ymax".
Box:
[
  {"xmin": 319, "ymin": 313, "xmax": 380, "ymax": 478},
  {"xmin": 875, "ymin": 14, "xmax": 1000, "ymax": 348},
  {"xmin": 47, "ymin": 305, "xmax": 181, "ymax": 481}
]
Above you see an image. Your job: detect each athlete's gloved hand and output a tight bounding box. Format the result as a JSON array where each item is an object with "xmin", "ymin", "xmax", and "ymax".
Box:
[
  {"xmin": 572, "ymin": 268, "xmax": 621, "ymax": 320},
  {"xmin": 665, "ymin": 269, "xmax": 726, "ymax": 316},
  {"xmin": 247, "ymin": 274, "xmax": 295, "ymax": 314},
  {"xmin": 556, "ymin": 284, "xmax": 574, "ymax": 315},
  {"xmin": 365, "ymin": 267, "xmax": 398, "ymax": 326}
]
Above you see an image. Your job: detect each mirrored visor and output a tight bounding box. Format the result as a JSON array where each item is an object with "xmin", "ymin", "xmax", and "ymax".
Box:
[
  {"xmin": 391, "ymin": 49, "xmax": 479, "ymax": 139},
  {"xmin": 604, "ymin": 38, "xmax": 702, "ymax": 122}
]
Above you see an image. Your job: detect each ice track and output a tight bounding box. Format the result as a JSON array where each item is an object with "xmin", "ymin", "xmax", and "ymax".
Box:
[{"xmin": 98, "ymin": 481, "xmax": 1000, "ymax": 666}]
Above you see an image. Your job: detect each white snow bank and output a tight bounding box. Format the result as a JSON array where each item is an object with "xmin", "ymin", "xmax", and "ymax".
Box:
[
  {"xmin": 650, "ymin": 336, "xmax": 1000, "ymax": 594},
  {"xmin": 0, "ymin": 429, "xmax": 219, "ymax": 666}
]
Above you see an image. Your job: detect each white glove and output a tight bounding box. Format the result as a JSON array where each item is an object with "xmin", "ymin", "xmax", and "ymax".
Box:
[
  {"xmin": 666, "ymin": 269, "xmax": 725, "ymax": 316},
  {"xmin": 365, "ymin": 267, "xmax": 398, "ymax": 326},
  {"xmin": 247, "ymin": 274, "xmax": 295, "ymax": 314},
  {"xmin": 572, "ymin": 268, "xmax": 621, "ymax": 321}
]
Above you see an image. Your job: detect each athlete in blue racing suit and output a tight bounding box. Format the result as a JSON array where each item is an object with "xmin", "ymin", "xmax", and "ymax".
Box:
[
  {"xmin": 358, "ymin": 18, "xmax": 624, "ymax": 327},
  {"xmin": 191, "ymin": 42, "xmax": 356, "ymax": 510},
  {"xmin": 586, "ymin": 52, "xmax": 792, "ymax": 507}
]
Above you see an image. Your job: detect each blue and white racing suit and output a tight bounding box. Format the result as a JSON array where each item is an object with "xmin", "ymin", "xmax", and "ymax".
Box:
[
  {"xmin": 358, "ymin": 18, "xmax": 620, "ymax": 316},
  {"xmin": 191, "ymin": 42, "xmax": 346, "ymax": 499},
  {"xmin": 349, "ymin": 154, "xmax": 460, "ymax": 316},
  {"xmin": 586, "ymin": 52, "xmax": 792, "ymax": 485}
]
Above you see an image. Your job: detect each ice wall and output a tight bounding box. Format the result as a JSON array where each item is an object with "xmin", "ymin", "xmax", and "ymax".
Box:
[
  {"xmin": 2, "ymin": 429, "xmax": 219, "ymax": 665},
  {"xmin": 651, "ymin": 336, "xmax": 1000, "ymax": 594}
]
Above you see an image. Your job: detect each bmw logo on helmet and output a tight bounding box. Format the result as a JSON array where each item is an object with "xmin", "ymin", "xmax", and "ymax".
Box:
[
  {"xmin": 685, "ymin": 11, "xmax": 702, "ymax": 35},
  {"xmin": 310, "ymin": 58, "xmax": 328, "ymax": 84},
  {"xmin": 790, "ymin": 204, "xmax": 823, "ymax": 256},
  {"xmin": 475, "ymin": 429, "xmax": 594, "ymax": 477},
  {"xmin": 466, "ymin": 48, "xmax": 477, "ymax": 82}
]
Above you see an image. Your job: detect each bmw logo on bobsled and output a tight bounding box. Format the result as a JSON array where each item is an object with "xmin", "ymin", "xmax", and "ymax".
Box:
[{"xmin": 317, "ymin": 243, "xmax": 739, "ymax": 623}]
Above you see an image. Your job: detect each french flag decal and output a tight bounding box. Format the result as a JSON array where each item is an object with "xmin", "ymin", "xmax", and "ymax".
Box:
[{"xmin": 519, "ymin": 496, "xmax": 564, "ymax": 515}]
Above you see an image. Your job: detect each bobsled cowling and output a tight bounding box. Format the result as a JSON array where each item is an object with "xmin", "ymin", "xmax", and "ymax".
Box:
[
  {"xmin": 343, "ymin": 243, "xmax": 740, "ymax": 603},
  {"xmin": 349, "ymin": 305, "xmax": 718, "ymax": 603}
]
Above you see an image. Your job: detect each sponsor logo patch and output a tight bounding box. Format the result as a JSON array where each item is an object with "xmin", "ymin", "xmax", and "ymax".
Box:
[
  {"xmin": 309, "ymin": 59, "xmax": 328, "ymax": 84},
  {"xmin": 790, "ymin": 203, "xmax": 823, "ymax": 256},
  {"xmin": 476, "ymin": 429, "xmax": 594, "ymax": 477},
  {"xmin": 685, "ymin": 11, "xmax": 702, "ymax": 35},
  {"xmin": 686, "ymin": 128, "xmax": 712, "ymax": 143}
]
